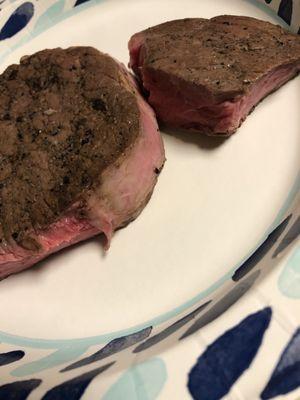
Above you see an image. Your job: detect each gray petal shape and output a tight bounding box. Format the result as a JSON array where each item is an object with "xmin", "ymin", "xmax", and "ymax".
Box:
[
  {"xmin": 43, "ymin": 363, "xmax": 114, "ymax": 400},
  {"xmin": 273, "ymin": 216, "xmax": 300, "ymax": 258},
  {"xmin": 61, "ymin": 327, "xmax": 152, "ymax": 372},
  {"xmin": 133, "ymin": 301, "xmax": 211, "ymax": 353},
  {"xmin": 232, "ymin": 215, "xmax": 291, "ymax": 281},
  {"xmin": 180, "ymin": 270, "xmax": 260, "ymax": 340}
]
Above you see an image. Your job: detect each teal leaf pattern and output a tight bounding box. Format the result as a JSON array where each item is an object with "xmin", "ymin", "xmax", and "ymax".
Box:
[
  {"xmin": 102, "ymin": 358, "xmax": 167, "ymax": 400},
  {"xmin": 278, "ymin": 246, "xmax": 300, "ymax": 298},
  {"xmin": 11, "ymin": 345, "xmax": 89, "ymax": 377}
]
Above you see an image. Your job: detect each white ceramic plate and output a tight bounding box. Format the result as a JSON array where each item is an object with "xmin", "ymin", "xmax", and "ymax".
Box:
[
  {"xmin": 0, "ymin": 0, "xmax": 299, "ymax": 397},
  {"xmin": 0, "ymin": 0, "xmax": 299, "ymax": 338}
]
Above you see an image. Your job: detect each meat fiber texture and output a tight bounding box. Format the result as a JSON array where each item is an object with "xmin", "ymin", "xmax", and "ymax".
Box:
[
  {"xmin": 0, "ymin": 47, "xmax": 165, "ymax": 279},
  {"xmin": 129, "ymin": 15, "xmax": 300, "ymax": 136}
]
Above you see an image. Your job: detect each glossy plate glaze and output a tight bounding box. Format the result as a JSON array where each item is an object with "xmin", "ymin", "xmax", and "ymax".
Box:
[{"xmin": 0, "ymin": 0, "xmax": 298, "ymax": 399}]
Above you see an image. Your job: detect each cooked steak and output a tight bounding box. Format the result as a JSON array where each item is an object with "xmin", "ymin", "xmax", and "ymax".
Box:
[
  {"xmin": 129, "ymin": 15, "xmax": 300, "ymax": 136},
  {"xmin": 0, "ymin": 47, "xmax": 165, "ymax": 279}
]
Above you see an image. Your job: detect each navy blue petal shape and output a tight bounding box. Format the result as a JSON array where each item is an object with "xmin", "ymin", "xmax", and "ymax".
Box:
[
  {"xmin": 0, "ymin": 2, "xmax": 34, "ymax": 41},
  {"xmin": 273, "ymin": 216, "xmax": 300, "ymax": 258},
  {"xmin": 181, "ymin": 270, "xmax": 260, "ymax": 340},
  {"xmin": 261, "ymin": 328, "xmax": 300, "ymax": 399},
  {"xmin": 0, "ymin": 350, "xmax": 24, "ymax": 366},
  {"xmin": 74, "ymin": 0, "xmax": 91, "ymax": 6},
  {"xmin": 43, "ymin": 363, "xmax": 114, "ymax": 400},
  {"xmin": 188, "ymin": 307, "xmax": 272, "ymax": 400},
  {"xmin": 233, "ymin": 215, "xmax": 291, "ymax": 281},
  {"xmin": 278, "ymin": 0, "xmax": 293, "ymax": 25},
  {"xmin": 62, "ymin": 327, "xmax": 152, "ymax": 372},
  {"xmin": 133, "ymin": 301, "xmax": 211, "ymax": 353},
  {"xmin": 0, "ymin": 379, "xmax": 41, "ymax": 400}
]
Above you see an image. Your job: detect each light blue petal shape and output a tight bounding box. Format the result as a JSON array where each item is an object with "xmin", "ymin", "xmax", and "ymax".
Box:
[
  {"xmin": 11, "ymin": 345, "xmax": 88, "ymax": 377},
  {"xmin": 102, "ymin": 358, "xmax": 167, "ymax": 400},
  {"xmin": 33, "ymin": 0, "xmax": 65, "ymax": 35},
  {"xmin": 278, "ymin": 247, "xmax": 300, "ymax": 298}
]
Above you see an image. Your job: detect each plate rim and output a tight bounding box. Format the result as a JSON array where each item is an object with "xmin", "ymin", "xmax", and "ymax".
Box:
[{"xmin": 0, "ymin": 0, "xmax": 298, "ymax": 350}]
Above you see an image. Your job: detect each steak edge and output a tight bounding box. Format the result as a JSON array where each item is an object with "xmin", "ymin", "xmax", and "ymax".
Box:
[
  {"xmin": 129, "ymin": 15, "xmax": 300, "ymax": 136},
  {"xmin": 0, "ymin": 47, "xmax": 165, "ymax": 279}
]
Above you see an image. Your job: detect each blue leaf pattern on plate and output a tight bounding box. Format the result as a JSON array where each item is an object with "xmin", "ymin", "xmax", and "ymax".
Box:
[
  {"xmin": 0, "ymin": 379, "xmax": 41, "ymax": 400},
  {"xmin": 232, "ymin": 216, "xmax": 291, "ymax": 281},
  {"xmin": 188, "ymin": 308, "xmax": 272, "ymax": 400},
  {"xmin": 74, "ymin": 0, "xmax": 91, "ymax": 6},
  {"xmin": 278, "ymin": 0, "xmax": 293, "ymax": 24},
  {"xmin": 0, "ymin": 2, "xmax": 34, "ymax": 40},
  {"xmin": 0, "ymin": 350, "xmax": 24, "ymax": 366},
  {"xmin": 261, "ymin": 328, "xmax": 300, "ymax": 399},
  {"xmin": 42, "ymin": 363, "xmax": 114, "ymax": 400},
  {"xmin": 133, "ymin": 301, "xmax": 211, "ymax": 353},
  {"xmin": 181, "ymin": 270, "xmax": 260, "ymax": 339},
  {"xmin": 62, "ymin": 327, "xmax": 152, "ymax": 372}
]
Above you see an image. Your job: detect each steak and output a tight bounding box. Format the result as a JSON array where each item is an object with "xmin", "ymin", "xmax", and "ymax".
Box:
[
  {"xmin": 129, "ymin": 15, "xmax": 300, "ymax": 136},
  {"xmin": 0, "ymin": 47, "xmax": 165, "ymax": 279}
]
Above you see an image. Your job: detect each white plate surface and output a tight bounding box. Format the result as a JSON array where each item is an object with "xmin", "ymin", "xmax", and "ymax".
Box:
[{"xmin": 0, "ymin": 0, "xmax": 299, "ymax": 339}]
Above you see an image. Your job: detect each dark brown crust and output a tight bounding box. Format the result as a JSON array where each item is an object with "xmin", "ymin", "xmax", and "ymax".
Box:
[
  {"xmin": 0, "ymin": 47, "xmax": 140, "ymax": 248},
  {"xmin": 140, "ymin": 15, "xmax": 300, "ymax": 103}
]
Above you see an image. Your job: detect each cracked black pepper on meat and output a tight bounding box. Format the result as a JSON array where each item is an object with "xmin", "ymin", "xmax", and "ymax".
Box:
[{"xmin": 0, "ymin": 46, "xmax": 140, "ymax": 249}]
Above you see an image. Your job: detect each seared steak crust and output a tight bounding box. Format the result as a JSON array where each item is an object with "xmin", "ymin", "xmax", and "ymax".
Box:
[
  {"xmin": 129, "ymin": 15, "xmax": 300, "ymax": 135},
  {"xmin": 0, "ymin": 47, "xmax": 140, "ymax": 249}
]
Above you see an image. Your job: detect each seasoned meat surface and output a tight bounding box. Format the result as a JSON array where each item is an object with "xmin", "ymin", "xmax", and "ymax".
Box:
[
  {"xmin": 129, "ymin": 16, "xmax": 300, "ymax": 135},
  {"xmin": 0, "ymin": 47, "xmax": 165, "ymax": 278}
]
